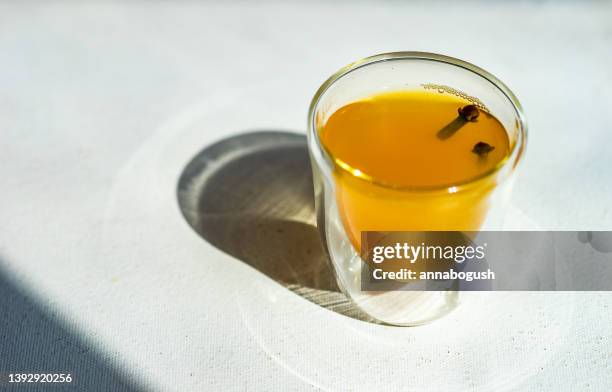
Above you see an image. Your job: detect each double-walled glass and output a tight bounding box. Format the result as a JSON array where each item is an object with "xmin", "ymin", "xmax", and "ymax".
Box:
[{"xmin": 307, "ymin": 52, "xmax": 527, "ymax": 326}]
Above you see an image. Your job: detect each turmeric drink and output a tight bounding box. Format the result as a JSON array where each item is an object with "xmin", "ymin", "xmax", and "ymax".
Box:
[{"xmin": 318, "ymin": 90, "xmax": 511, "ymax": 251}]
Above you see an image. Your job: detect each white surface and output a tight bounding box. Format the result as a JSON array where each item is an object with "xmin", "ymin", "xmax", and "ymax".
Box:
[{"xmin": 1, "ymin": 1, "xmax": 612, "ymax": 391}]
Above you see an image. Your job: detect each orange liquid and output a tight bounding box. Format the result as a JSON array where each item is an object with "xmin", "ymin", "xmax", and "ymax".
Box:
[{"xmin": 318, "ymin": 90, "xmax": 511, "ymax": 250}]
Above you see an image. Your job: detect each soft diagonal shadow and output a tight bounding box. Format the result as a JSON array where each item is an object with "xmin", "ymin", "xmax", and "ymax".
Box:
[
  {"xmin": 0, "ymin": 260, "xmax": 146, "ymax": 392},
  {"xmin": 177, "ymin": 130, "xmax": 375, "ymax": 322}
]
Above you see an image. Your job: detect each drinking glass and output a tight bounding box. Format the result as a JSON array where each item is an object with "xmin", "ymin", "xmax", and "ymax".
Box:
[{"xmin": 307, "ymin": 52, "xmax": 527, "ymax": 326}]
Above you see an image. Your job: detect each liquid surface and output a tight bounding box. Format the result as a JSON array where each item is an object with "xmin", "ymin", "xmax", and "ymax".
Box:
[{"xmin": 319, "ymin": 90, "xmax": 510, "ymax": 187}]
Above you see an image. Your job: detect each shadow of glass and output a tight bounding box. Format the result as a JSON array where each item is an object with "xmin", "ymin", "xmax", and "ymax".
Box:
[
  {"xmin": 177, "ymin": 131, "xmax": 376, "ymax": 323},
  {"xmin": 0, "ymin": 260, "xmax": 146, "ymax": 391}
]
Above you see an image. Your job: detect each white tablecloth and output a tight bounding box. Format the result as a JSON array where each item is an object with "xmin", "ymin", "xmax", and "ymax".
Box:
[{"xmin": 1, "ymin": 2, "xmax": 611, "ymax": 391}]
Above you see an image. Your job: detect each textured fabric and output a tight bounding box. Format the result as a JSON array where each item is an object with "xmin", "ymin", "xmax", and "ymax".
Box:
[{"xmin": 1, "ymin": 2, "xmax": 611, "ymax": 391}]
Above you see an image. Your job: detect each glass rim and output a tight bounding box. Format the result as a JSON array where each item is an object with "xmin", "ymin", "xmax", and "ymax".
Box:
[{"xmin": 307, "ymin": 51, "xmax": 528, "ymax": 193}]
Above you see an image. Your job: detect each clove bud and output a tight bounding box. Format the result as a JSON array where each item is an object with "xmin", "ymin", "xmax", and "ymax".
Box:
[
  {"xmin": 458, "ymin": 104, "xmax": 480, "ymax": 122},
  {"xmin": 472, "ymin": 141, "xmax": 495, "ymax": 156}
]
